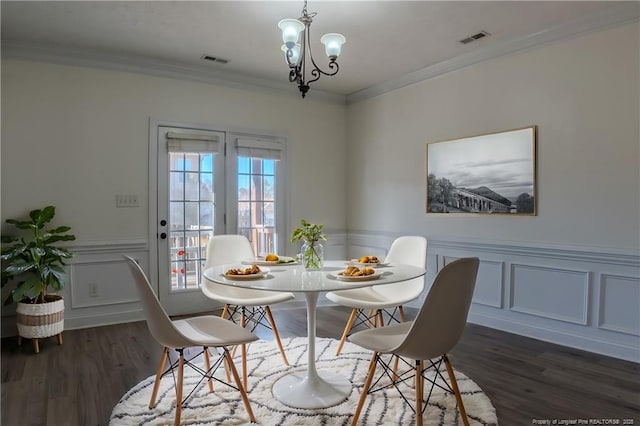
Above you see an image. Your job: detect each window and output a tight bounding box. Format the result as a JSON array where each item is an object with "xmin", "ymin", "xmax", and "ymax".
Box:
[{"xmin": 233, "ymin": 136, "xmax": 285, "ymax": 257}]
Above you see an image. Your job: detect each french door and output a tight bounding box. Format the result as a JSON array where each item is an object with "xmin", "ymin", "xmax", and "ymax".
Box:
[
  {"xmin": 151, "ymin": 124, "xmax": 287, "ymax": 315},
  {"xmin": 155, "ymin": 126, "xmax": 226, "ymax": 314}
]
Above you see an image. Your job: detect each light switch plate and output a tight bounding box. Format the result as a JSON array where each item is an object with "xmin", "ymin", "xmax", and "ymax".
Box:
[{"xmin": 116, "ymin": 194, "xmax": 139, "ymax": 208}]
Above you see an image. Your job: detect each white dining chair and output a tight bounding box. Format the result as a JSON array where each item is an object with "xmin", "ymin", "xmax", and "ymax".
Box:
[
  {"xmin": 201, "ymin": 234, "xmax": 294, "ymax": 388},
  {"xmin": 124, "ymin": 255, "xmax": 258, "ymax": 426},
  {"xmin": 326, "ymin": 236, "xmax": 427, "ymax": 355},
  {"xmin": 348, "ymin": 257, "xmax": 480, "ymax": 426}
]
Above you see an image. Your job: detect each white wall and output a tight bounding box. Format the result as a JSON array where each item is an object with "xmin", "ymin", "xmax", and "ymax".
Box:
[
  {"xmin": 1, "ymin": 59, "xmax": 348, "ymax": 330},
  {"xmin": 1, "ymin": 60, "xmax": 348, "ymax": 241},
  {"xmin": 346, "ymin": 22, "xmax": 640, "ymax": 361},
  {"xmin": 346, "ymin": 22, "xmax": 639, "ymax": 249}
]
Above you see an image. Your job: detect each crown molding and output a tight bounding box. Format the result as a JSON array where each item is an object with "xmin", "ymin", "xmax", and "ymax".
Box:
[
  {"xmin": 346, "ymin": 2, "xmax": 640, "ymax": 104},
  {"xmin": 2, "ymin": 3, "xmax": 637, "ymax": 106},
  {"xmin": 1, "ymin": 41, "xmax": 347, "ymax": 105}
]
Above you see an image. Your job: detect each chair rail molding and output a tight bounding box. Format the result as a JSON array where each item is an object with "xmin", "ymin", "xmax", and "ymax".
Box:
[{"xmin": 345, "ymin": 232, "xmax": 640, "ymax": 362}]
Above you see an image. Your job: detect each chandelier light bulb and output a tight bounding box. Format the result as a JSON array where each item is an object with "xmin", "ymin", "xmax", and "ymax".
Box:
[
  {"xmin": 320, "ymin": 33, "xmax": 346, "ymax": 60},
  {"xmin": 278, "ymin": 19, "xmax": 304, "ymax": 48}
]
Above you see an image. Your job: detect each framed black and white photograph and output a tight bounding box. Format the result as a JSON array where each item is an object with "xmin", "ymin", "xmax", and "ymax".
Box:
[{"xmin": 426, "ymin": 126, "xmax": 537, "ymax": 215}]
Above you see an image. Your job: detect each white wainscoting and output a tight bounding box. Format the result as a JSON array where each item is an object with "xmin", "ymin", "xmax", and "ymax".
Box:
[
  {"xmin": 3, "ymin": 234, "xmax": 637, "ymax": 362},
  {"xmin": 347, "ymin": 233, "xmax": 640, "ymax": 362},
  {"xmin": 1, "ymin": 240, "xmax": 149, "ymax": 337},
  {"xmin": 1, "ymin": 235, "xmax": 348, "ymax": 338}
]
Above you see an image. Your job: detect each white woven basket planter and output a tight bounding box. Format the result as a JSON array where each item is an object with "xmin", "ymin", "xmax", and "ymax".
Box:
[{"xmin": 16, "ymin": 295, "xmax": 65, "ymax": 339}]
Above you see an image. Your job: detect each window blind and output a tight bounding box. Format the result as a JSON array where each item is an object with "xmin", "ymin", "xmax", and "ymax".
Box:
[
  {"xmin": 166, "ymin": 131, "xmax": 220, "ymax": 153},
  {"xmin": 235, "ymin": 137, "xmax": 283, "ymax": 160}
]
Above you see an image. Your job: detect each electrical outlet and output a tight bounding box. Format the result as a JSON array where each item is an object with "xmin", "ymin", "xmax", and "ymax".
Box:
[
  {"xmin": 116, "ymin": 194, "xmax": 139, "ymax": 208},
  {"xmin": 89, "ymin": 283, "xmax": 99, "ymax": 297}
]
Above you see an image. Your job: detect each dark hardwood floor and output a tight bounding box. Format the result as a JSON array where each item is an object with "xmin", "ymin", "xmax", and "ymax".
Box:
[{"xmin": 2, "ymin": 306, "xmax": 639, "ymax": 425}]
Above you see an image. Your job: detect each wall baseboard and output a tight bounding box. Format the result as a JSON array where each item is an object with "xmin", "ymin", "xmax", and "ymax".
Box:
[{"xmin": 467, "ymin": 311, "xmax": 640, "ymax": 363}]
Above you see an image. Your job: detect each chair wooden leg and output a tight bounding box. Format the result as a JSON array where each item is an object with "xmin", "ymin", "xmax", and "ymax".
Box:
[
  {"xmin": 149, "ymin": 347, "xmax": 169, "ymax": 408},
  {"xmin": 367, "ymin": 309, "xmax": 376, "ymax": 328},
  {"xmin": 225, "ymin": 348, "xmax": 256, "ymax": 423},
  {"xmin": 33, "ymin": 339, "xmax": 40, "ymax": 354},
  {"xmin": 221, "ymin": 303, "xmax": 236, "ymax": 383},
  {"xmin": 222, "ymin": 350, "xmax": 232, "ymax": 383},
  {"xmin": 57, "ymin": 333, "xmax": 63, "ymax": 345},
  {"xmin": 264, "ymin": 306, "xmax": 289, "ymax": 365},
  {"xmin": 203, "ymin": 347, "xmax": 214, "ymax": 393},
  {"xmin": 221, "ymin": 304, "xmax": 230, "ymax": 320},
  {"xmin": 377, "ymin": 310, "xmax": 384, "ymax": 327},
  {"xmin": 392, "ymin": 355, "xmax": 400, "ymax": 382},
  {"xmin": 336, "ymin": 308, "xmax": 358, "ymax": 356},
  {"xmin": 351, "ymin": 352, "xmax": 379, "ymax": 426},
  {"xmin": 443, "ymin": 355, "xmax": 470, "ymax": 426},
  {"xmin": 399, "ymin": 305, "xmax": 407, "ymax": 322},
  {"xmin": 415, "ymin": 360, "xmax": 424, "ymax": 426},
  {"xmin": 174, "ymin": 350, "xmax": 184, "ymax": 426},
  {"xmin": 241, "ymin": 309, "xmax": 248, "ymax": 389}
]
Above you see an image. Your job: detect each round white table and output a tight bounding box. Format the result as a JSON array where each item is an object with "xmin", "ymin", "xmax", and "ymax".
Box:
[{"xmin": 203, "ymin": 260, "xmax": 426, "ymax": 409}]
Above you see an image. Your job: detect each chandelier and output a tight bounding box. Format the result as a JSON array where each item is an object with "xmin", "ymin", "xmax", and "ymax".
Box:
[{"xmin": 278, "ymin": 1, "xmax": 346, "ymax": 98}]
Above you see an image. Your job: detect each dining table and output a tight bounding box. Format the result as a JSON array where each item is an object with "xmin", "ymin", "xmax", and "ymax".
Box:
[{"xmin": 203, "ymin": 259, "xmax": 426, "ymax": 409}]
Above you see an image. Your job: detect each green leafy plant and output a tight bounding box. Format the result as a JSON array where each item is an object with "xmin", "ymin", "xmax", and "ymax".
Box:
[
  {"xmin": 290, "ymin": 220, "xmax": 326, "ymax": 246},
  {"xmin": 290, "ymin": 219, "xmax": 326, "ymax": 269},
  {"xmin": 1, "ymin": 206, "xmax": 76, "ymax": 305}
]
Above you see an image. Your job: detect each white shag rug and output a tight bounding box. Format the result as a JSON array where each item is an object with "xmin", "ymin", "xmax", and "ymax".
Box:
[{"xmin": 110, "ymin": 337, "xmax": 497, "ymax": 425}]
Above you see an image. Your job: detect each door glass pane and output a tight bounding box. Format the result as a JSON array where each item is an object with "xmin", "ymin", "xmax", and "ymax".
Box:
[
  {"xmin": 185, "ymin": 173, "xmax": 200, "ymax": 200},
  {"xmin": 238, "ymin": 175, "xmax": 250, "ymax": 201},
  {"xmin": 170, "ymin": 172, "xmax": 184, "ymax": 199},
  {"xmin": 237, "ymin": 157, "xmax": 277, "ymax": 256},
  {"xmin": 201, "ymin": 173, "xmax": 213, "ymax": 201},
  {"xmin": 169, "ymin": 151, "xmax": 217, "ymax": 291}
]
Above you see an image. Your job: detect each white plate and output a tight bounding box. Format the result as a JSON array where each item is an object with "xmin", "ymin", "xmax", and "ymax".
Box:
[
  {"xmin": 345, "ymin": 259, "xmax": 389, "ymax": 268},
  {"xmin": 243, "ymin": 258, "xmax": 278, "ymax": 266},
  {"xmin": 330, "ymin": 270, "xmax": 385, "ymax": 282},
  {"xmin": 223, "ymin": 267, "xmax": 270, "ymax": 280},
  {"xmin": 242, "ymin": 256, "xmax": 298, "ymax": 266}
]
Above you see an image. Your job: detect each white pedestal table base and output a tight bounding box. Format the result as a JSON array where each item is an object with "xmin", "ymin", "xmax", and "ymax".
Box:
[
  {"xmin": 272, "ymin": 370, "xmax": 351, "ymax": 409},
  {"xmin": 272, "ymin": 291, "xmax": 351, "ymax": 409}
]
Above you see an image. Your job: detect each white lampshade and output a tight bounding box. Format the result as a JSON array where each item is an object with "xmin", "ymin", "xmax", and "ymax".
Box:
[
  {"xmin": 281, "ymin": 44, "xmax": 301, "ymax": 66},
  {"xmin": 320, "ymin": 33, "xmax": 346, "ymax": 59},
  {"xmin": 278, "ymin": 19, "xmax": 304, "ymax": 48}
]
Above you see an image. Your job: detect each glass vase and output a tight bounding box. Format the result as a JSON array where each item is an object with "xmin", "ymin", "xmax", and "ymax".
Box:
[{"xmin": 301, "ymin": 241, "xmax": 324, "ymax": 271}]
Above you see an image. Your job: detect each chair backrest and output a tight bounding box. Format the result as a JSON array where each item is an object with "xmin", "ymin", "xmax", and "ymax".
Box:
[
  {"xmin": 124, "ymin": 256, "xmax": 191, "ymax": 348},
  {"xmin": 394, "ymin": 257, "xmax": 479, "ymax": 360},
  {"xmin": 384, "ymin": 236, "xmax": 427, "ymax": 267},
  {"xmin": 375, "ymin": 236, "xmax": 427, "ymax": 299},
  {"xmin": 204, "ymin": 234, "xmax": 255, "ymax": 269}
]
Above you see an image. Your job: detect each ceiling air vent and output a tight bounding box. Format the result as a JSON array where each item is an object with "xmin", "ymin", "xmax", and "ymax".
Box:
[
  {"xmin": 459, "ymin": 31, "xmax": 490, "ymax": 45},
  {"xmin": 201, "ymin": 55, "xmax": 230, "ymax": 64}
]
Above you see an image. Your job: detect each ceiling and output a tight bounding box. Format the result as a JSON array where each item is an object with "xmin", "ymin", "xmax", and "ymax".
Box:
[{"xmin": 2, "ymin": 1, "xmax": 638, "ymax": 101}]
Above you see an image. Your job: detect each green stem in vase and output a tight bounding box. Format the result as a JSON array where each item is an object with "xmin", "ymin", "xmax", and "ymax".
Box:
[
  {"xmin": 304, "ymin": 244, "xmax": 321, "ymax": 269},
  {"xmin": 291, "ymin": 220, "xmax": 327, "ymax": 270}
]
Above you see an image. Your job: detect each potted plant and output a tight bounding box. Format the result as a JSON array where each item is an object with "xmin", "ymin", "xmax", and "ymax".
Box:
[
  {"xmin": 1, "ymin": 206, "xmax": 75, "ymax": 353},
  {"xmin": 290, "ymin": 219, "xmax": 326, "ymax": 270}
]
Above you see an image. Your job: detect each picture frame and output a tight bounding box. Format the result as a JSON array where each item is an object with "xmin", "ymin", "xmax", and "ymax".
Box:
[{"xmin": 426, "ymin": 126, "xmax": 537, "ymax": 215}]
